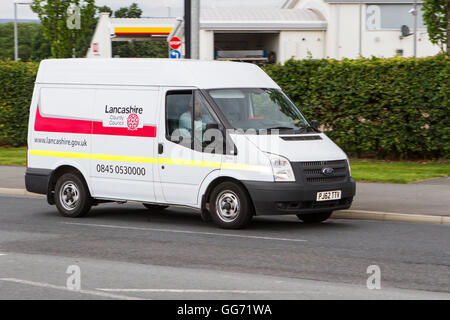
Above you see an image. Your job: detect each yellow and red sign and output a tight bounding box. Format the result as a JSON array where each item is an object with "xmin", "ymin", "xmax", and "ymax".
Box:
[{"xmin": 114, "ymin": 27, "xmax": 172, "ymax": 36}]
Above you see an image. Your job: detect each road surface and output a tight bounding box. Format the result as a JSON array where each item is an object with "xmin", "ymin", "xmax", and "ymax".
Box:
[{"xmin": 0, "ymin": 195, "xmax": 448, "ymax": 299}]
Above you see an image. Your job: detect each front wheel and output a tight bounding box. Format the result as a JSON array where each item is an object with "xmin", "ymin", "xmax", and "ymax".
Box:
[
  {"xmin": 209, "ymin": 181, "xmax": 254, "ymax": 229},
  {"xmin": 296, "ymin": 211, "xmax": 332, "ymax": 223},
  {"xmin": 55, "ymin": 173, "xmax": 92, "ymax": 218}
]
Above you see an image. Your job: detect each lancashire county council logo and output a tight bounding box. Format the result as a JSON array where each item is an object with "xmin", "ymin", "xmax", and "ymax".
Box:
[{"xmin": 127, "ymin": 113, "xmax": 140, "ymax": 131}]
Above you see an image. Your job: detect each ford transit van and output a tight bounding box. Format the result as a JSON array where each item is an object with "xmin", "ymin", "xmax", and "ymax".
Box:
[{"xmin": 25, "ymin": 59, "xmax": 355, "ymax": 229}]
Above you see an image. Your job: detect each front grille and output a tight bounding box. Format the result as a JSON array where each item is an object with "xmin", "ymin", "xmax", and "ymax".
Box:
[
  {"xmin": 300, "ymin": 160, "xmax": 346, "ymax": 167},
  {"xmin": 293, "ymin": 159, "xmax": 349, "ymax": 184},
  {"xmin": 303, "ymin": 167, "xmax": 346, "ymax": 175},
  {"xmin": 306, "ymin": 176, "xmax": 346, "ymax": 183}
]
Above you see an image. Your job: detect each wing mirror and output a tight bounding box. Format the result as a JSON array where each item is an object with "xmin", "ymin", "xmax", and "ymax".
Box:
[{"xmin": 311, "ymin": 120, "xmax": 319, "ymax": 130}]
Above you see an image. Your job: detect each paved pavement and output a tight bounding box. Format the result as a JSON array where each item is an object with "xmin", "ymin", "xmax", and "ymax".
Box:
[
  {"xmin": 0, "ymin": 196, "xmax": 449, "ymax": 299},
  {"xmin": 351, "ymin": 179, "xmax": 450, "ymax": 216},
  {"xmin": 0, "ymin": 166, "xmax": 25, "ymax": 189},
  {"xmin": 1, "ymin": 165, "xmax": 448, "ymax": 216}
]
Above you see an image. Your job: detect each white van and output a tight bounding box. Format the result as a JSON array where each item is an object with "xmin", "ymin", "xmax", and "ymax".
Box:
[{"xmin": 25, "ymin": 59, "xmax": 355, "ymax": 229}]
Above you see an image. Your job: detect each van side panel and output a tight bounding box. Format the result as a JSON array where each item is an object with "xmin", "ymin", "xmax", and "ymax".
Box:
[
  {"xmin": 89, "ymin": 86, "xmax": 159, "ymax": 202},
  {"xmin": 27, "ymin": 85, "xmax": 94, "ymax": 193}
]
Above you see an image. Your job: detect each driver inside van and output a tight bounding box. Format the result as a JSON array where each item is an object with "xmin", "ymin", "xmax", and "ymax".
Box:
[{"xmin": 179, "ymin": 97, "xmax": 212, "ymax": 137}]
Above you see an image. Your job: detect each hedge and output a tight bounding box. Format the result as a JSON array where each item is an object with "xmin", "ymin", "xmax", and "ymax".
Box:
[
  {"xmin": 0, "ymin": 57, "xmax": 448, "ymax": 159},
  {"xmin": 0, "ymin": 61, "xmax": 38, "ymax": 146},
  {"xmin": 264, "ymin": 55, "xmax": 450, "ymax": 159}
]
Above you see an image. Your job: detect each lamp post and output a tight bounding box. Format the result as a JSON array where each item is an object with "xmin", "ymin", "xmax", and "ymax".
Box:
[
  {"xmin": 358, "ymin": 0, "xmax": 362, "ymax": 56},
  {"xmin": 13, "ymin": 1, "xmax": 32, "ymax": 61},
  {"xmin": 409, "ymin": 0, "xmax": 418, "ymax": 57},
  {"xmin": 413, "ymin": 0, "xmax": 417, "ymax": 57}
]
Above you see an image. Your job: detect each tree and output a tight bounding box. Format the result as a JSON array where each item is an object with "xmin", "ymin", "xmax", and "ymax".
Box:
[
  {"xmin": 0, "ymin": 22, "xmax": 50, "ymax": 61},
  {"xmin": 31, "ymin": 0, "xmax": 96, "ymax": 58},
  {"xmin": 422, "ymin": 0, "xmax": 449, "ymax": 53},
  {"xmin": 114, "ymin": 3, "xmax": 143, "ymax": 18},
  {"xmin": 97, "ymin": 5, "xmax": 113, "ymax": 16}
]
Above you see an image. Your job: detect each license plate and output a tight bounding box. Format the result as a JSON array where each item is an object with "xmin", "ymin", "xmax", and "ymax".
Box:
[{"xmin": 316, "ymin": 190, "xmax": 341, "ymax": 201}]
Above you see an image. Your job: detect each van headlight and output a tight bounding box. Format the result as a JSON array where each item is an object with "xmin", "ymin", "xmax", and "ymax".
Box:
[{"xmin": 266, "ymin": 153, "xmax": 295, "ymax": 182}]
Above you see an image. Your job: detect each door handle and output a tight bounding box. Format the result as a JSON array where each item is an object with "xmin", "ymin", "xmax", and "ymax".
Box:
[{"xmin": 158, "ymin": 143, "xmax": 164, "ymax": 154}]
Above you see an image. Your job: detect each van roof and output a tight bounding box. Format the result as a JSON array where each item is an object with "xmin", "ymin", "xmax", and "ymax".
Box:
[{"xmin": 36, "ymin": 58, "xmax": 279, "ymax": 89}]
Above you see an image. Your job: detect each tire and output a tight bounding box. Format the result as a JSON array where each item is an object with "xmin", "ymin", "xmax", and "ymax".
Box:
[
  {"xmin": 54, "ymin": 172, "xmax": 92, "ymax": 218},
  {"xmin": 143, "ymin": 203, "xmax": 168, "ymax": 212},
  {"xmin": 296, "ymin": 211, "xmax": 332, "ymax": 223},
  {"xmin": 209, "ymin": 181, "xmax": 254, "ymax": 229},
  {"xmin": 200, "ymin": 207, "xmax": 212, "ymax": 222}
]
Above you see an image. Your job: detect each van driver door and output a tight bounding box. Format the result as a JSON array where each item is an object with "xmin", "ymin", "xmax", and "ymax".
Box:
[{"xmin": 155, "ymin": 89, "xmax": 223, "ymax": 206}]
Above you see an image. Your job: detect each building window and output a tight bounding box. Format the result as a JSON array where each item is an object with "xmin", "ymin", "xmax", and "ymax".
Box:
[{"xmin": 366, "ymin": 4, "xmax": 426, "ymax": 31}]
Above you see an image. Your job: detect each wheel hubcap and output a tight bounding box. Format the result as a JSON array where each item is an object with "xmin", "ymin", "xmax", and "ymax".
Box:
[
  {"xmin": 60, "ymin": 181, "xmax": 80, "ymax": 211},
  {"xmin": 216, "ymin": 191, "xmax": 240, "ymax": 223}
]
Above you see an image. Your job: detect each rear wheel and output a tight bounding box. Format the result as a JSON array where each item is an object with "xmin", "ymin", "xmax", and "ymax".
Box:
[
  {"xmin": 296, "ymin": 211, "xmax": 332, "ymax": 223},
  {"xmin": 209, "ymin": 181, "xmax": 253, "ymax": 229},
  {"xmin": 55, "ymin": 173, "xmax": 92, "ymax": 218},
  {"xmin": 143, "ymin": 203, "xmax": 168, "ymax": 212}
]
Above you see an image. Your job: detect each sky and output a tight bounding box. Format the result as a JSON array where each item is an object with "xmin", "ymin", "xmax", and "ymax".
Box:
[{"xmin": 0, "ymin": 0, "xmax": 285, "ymax": 20}]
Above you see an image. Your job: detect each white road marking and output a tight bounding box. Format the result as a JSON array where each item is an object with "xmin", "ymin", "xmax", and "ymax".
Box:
[
  {"xmin": 97, "ymin": 288, "xmax": 276, "ymax": 294},
  {"xmin": 62, "ymin": 222, "xmax": 307, "ymax": 243},
  {"xmin": 0, "ymin": 278, "xmax": 143, "ymax": 300},
  {"xmin": 0, "ymin": 253, "xmax": 7, "ymax": 256}
]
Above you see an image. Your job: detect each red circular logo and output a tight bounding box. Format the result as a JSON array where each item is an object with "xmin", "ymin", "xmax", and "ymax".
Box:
[{"xmin": 127, "ymin": 113, "xmax": 140, "ymax": 131}]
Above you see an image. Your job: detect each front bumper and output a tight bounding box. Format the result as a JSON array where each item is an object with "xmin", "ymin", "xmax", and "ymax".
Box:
[{"xmin": 242, "ymin": 178, "xmax": 356, "ymax": 215}]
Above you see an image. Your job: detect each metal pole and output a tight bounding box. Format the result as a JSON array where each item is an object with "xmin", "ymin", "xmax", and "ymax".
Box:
[
  {"xmin": 14, "ymin": 3, "xmax": 18, "ymax": 61},
  {"xmin": 184, "ymin": 0, "xmax": 191, "ymax": 59},
  {"xmin": 358, "ymin": 0, "xmax": 362, "ymax": 56},
  {"xmin": 413, "ymin": 0, "xmax": 417, "ymax": 57},
  {"xmin": 191, "ymin": 0, "xmax": 200, "ymax": 60}
]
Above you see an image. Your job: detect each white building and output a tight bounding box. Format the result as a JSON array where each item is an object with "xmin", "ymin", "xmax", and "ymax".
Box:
[
  {"xmin": 87, "ymin": 0, "xmax": 441, "ymax": 62},
  {"xmin": 286, "ymin": 0, "xmax": 441, "ymax": 59}
]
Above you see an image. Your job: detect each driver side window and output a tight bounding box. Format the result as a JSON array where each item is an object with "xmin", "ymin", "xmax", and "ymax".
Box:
[{"xmin": 166, "ymin": 90, "xmax": 222, "ymax": 153}]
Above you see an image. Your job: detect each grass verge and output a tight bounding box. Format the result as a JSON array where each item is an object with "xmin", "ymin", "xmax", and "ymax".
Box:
[
  {"xmin": 350, "ymin": 160, "xmax": 449, "ymax": 183},
  {"xmin": 0, "ymin": 147, "xmax": 27, "ymax": 166}
]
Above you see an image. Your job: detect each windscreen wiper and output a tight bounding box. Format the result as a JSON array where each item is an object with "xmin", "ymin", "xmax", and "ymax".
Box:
[
  {"xmin": 266, "ymin": 126, "xmax": 296, "ymax": 131},
  {"xmin": 292, "ymin": 125, "xmax": 320, "ymax": 133}
]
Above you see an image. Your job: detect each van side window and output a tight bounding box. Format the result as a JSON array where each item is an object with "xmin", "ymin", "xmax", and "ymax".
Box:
[
  {"xmin": 166, "ymin": 90, "xmax": 223, "ymax": 154},
  {"xmin": 166, "ymin": 90, "xmax": 193, "ymax": 147}
]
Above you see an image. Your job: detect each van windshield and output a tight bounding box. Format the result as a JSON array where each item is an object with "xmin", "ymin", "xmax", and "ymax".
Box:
[{"xmin": 206, "ymin": 88, "xmax": 311, "ymax": 133}]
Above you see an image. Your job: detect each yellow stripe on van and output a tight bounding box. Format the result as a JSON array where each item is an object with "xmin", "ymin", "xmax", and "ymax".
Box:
[
  {"xmin": 29, "ymin": 150, "xmax": 269, "ymax": 172},
  {"xmin": 30, "ymin": 150, "xmax": 156, "ymax": 163},
  {"xmin": 30, "ymin": 150, "xmax": 91, "ymax": 159},
  {"xmin": 158, "ymin": 158, "xmax": 221, "ymax": 168},
  {"xmin": 91, "ymin": 154, "xmax": 157, "ymax": 164},
  {"xmin": 114, "ymin": 27, "xmax": 172, "ymax": 35}
]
